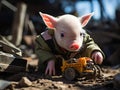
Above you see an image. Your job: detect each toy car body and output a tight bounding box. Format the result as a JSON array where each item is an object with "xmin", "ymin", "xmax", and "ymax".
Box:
[{"xmin": 61, "ymin": 57, "xmax": 102, "ymax": 80}]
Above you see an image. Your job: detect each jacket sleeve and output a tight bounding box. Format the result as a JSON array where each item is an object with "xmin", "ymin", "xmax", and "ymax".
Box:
[
  {"xmin": 81, "ymin": 33, "xmax": 105, "ymax": 58},
  {"xmin": 35, "ymin": 35, "xmax": 55, "ymax": 64}
]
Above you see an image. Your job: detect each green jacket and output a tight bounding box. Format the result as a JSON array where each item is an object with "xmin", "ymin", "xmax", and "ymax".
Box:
[{"xmin": 35, "ymin": 30, "xmax": 104, "ymax": 72}]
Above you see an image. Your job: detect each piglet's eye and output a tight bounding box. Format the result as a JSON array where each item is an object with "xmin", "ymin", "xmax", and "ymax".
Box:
[
  {"xmin": 80, "ymin": 33, "xmax": 85, "ymax": 36},
  {"xmin": 60, "ymin": 32, "xmax": 64, "ymax": 37}
]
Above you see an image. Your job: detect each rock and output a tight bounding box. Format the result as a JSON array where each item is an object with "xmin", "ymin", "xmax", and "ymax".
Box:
[
  {"xmin": 19, "ymin": 77, "xmax": 32, "ymax": 87},
  {"xmin": 0, "ymin": 51, "xmax": 27, "ymax": 73},
  {"xmin": 0, "ymin": 35, "xmax": 22, "ymax": 56},
  {"xmin": 0, "ymin": 80, "xmax": 11, "ymax": 90},
  {"xmin": 113, "ymin": 73, "xmax": 120, "ymax": 90}
]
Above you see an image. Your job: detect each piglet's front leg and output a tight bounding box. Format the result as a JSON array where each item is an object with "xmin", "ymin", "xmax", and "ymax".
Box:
[
  {"xmin": 91, "ymin": 51, "xmax": 103, "ymax": 64},
  {"xmin": 45, "ymin": 60, "xmax": 55, "ymax": 75}
]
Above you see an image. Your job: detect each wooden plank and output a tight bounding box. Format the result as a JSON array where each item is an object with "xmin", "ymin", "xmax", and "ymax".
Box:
[{"xmin": 11, "ymin": 2, "xmax": 27, "ymax": 46}]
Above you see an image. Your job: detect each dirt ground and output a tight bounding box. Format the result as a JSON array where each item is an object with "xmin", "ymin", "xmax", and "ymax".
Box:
[{"xmin": 1, "ymin": 65, "xmax": 119, "ymax": 90}]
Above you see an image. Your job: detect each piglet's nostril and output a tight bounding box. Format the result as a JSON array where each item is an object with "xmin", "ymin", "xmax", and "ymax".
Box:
[{"xmin": 69, "ymin": 43, "xmax": 79, "ymax": 50}]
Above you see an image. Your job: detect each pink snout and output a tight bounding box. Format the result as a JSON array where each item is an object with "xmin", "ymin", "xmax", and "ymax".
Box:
[{"xmin": 69, "ymin": 43, "xmax": 80, "ymax": 50}]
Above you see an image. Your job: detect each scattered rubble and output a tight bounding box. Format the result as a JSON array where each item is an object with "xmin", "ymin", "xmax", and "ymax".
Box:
[
  {"xmin": 0, "ymin": 35, "xmax": 22, "ymax": 56},
  {"xmin": 0, "ymin": 51, "xmax": 27, "ymax": 73},
  {"xmin": 0, "ymin": 33, "xmax": 120, "ymax": 90},
  {"xmin": 0, "ymin": 66, "xmax": 118, "ymax": 90},
  {"xmin": 0, "ymin": 80, "xmax": 11, "ymax": 90},
  {"xmin": 18, "ymin": 77, "xmax": 32, "ymax": 87}
]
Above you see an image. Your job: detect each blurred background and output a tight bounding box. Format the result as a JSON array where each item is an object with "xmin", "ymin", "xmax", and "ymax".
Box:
[{"xmin": 0, "ymin": 0, "xmax": 120, "ymax": 66}]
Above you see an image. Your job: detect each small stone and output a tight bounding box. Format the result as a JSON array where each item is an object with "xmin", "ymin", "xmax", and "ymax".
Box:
[
  {"xmin": 51, "ymin": 83, "xmax": 59, "ymax": 89},
  {"xmin": 68, "ymin": 84, "xmax": 72, "ymax": 88},
  {"xmin": 56, "ymin": 81, "xmax": 63, "ymax": 84},
  {"xmin": 19, "ymin": 77, "xmax": 32, "ymax": 87}
]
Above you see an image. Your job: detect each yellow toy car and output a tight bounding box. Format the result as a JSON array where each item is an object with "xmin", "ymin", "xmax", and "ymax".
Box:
[{"xmin": 61, "ymin": 57, "xmax": 102, "ymax": 80}]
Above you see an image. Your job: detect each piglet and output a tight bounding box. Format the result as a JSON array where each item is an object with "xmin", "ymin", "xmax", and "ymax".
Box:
[{"xmin": 36, "ymin": 12, "xmax": 104, "ymax": 75}]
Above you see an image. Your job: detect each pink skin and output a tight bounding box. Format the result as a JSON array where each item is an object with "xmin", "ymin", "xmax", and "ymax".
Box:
[
  {"xmin": 54, "ymin": 15, "xmax": 84, "ymax": 52},
  {"xmin": 91, "ymin": 51, "xmax": 103, "ymax": 64},
  {"xmin": 40, "ymin": 12, "xmax": 103, "ymax": 75},
  {"xmin": 69, "ymin": 43, "xmax": 80, "ymax": 50},
  {"xmin": 45, "ymin": 60, "xmax": 55, "ymax": 75}
]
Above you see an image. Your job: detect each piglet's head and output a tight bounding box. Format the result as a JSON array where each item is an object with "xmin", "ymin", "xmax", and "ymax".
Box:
[{"xmin": 39, "ymin": 12, "xmax": 93, "ymax": 52}]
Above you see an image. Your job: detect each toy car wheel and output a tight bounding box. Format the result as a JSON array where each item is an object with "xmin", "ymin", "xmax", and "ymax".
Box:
[
  {"xmin": 86, "ymin": 65, "xmax": 98, "ymax": 79},
  {"xmin": 91, "ymin": 65, "xmax": 103, "ymax": 79},
  {"xmin": 64, "ymin": 67, "xmax": 76, "ymax": 81},
  {"xmin": 95, "ymin": 65, "xmax": 103, "ymax": 77}
]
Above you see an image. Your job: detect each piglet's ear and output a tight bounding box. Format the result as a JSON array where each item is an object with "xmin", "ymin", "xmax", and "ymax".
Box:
[
  {"xmin": 39, "ymin": 12, "xmax": 57, "ymax": 29},
  {"xmin": 79, "ymin": 12, "xmax": 94, "ymax": 27}
]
